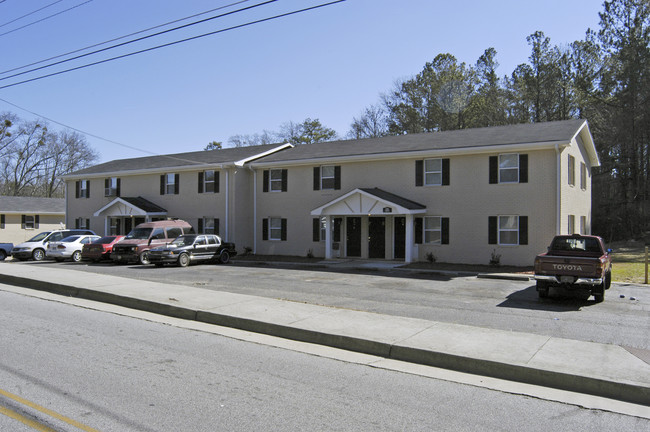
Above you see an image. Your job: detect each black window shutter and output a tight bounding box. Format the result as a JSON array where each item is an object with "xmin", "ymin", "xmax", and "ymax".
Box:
[
  {"xmin": 174, "ymin": 174, "xmax": 179, "ymax": 194},
  {"xmin": 215, "ymin": 172, "xmax": 220, "ymax": 193},
  {"xmin": 198, "ymin": 218, "xmax": 203, "ymax": 233},
  {"xmin": 35, "ymin": 215, "xmax": 39, "ymax": 229},
  {"xmin": 75, "ymin": 180, "xmax": 80, "ymax": 198},
  {"xmin": 104, "ymin": 178, "xmax": 109, "ymax": 195},
  {"xmin": 0, "ymin": 214, "xmax": 4, "ymax": 229},
  {"xmin": 198, "ymin": 172, "xmax": 204, "ymax": 193},
  {"xmin": 334, "ymin": 166, "xmax": 341, "ymax": 190},
  {"xmin": 488, "ymin": 216, "xmax": 498, "ymax": 244},
  {"xmin": 519, "ymin": 154, "xmax": 528, "ymax": 183},
  {"xmin": 262, "ymin": 219, "xmax": 268, "ymax": 241},
  {"xmin": 415, "ymin": 217, "xmax": 423, "ymax": 244},
  {"xmin": 86, "ymin": 181, "xmax": 90, "ymax": 198},
  {"xmin": 160, "ymin": 175, "xmax": 165, "ymax": 195},
  {"xmin": 313, "ymin": 167, "xmax": 320, "ymax": 190},
  {"xmin": 281, "ymin": 169, "xmax": 288, "ymax": 192},
  {"xmin": 313, "ymin": 218, "xmax": 320, "ymax": 242},
  {"xmin": 281, "ymin": 218, "xmax": 287, "ymax": 241},
  {"xmin": 263, "ymin": 170, "xmax": 269, "ymax": 192},
  {"xmin": 333, "ymin": 218, "xmax": 341, "ymax": 242},
  {"xmin": 75, "ymin": 218, "xmax": 79, "ymax": 229},
  {"xmin": 519, "ymin": 216, "xmax": 528, "ymax": 245},
  {"xmin": 489, "ymin": 156, "xmax": 498, "ymax": 184},
  {"xmin": 116, "ymin": 178, "xmax": 121, "ymax": 197},
  {"xmin": 415, "ymin": 160, "xmax": 423, "ymax": 187},
  {"xmin": 215, "ymin": 219, "xmax": 220, "ymax": 235},
  {"xmin": 21, "ymin": 215, "xmax": 26, "ymax": 229},
  {"xmin": 442, "ymin": 159, "xmax": 450, "ymax": 186},
  {"xmin": 86, "ymin": 218, "xmax": 90, "ymax": 229},
  {"xmin": 441, "ymin": 217, "xmax": 450, "ymax": 244}
]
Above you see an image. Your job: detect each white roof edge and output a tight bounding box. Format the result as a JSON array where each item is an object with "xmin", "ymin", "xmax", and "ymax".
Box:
[
  {"xmin": 234, "ymin": 143, "xmax": 294, "ymax": 167},
  {"xmin": 1, "ymin": 210, "xmax": 65, "ymax": 215},
  {"xmin": 254, "ymin": 141, "xmax": 570, "ymax": 168},
  {"xmin": 93, "ymin": 197, "xmax": 168, "ymax": 217},
  {"xmin": 310, "ymin": 188, "xmax": 426, "ymax": 216},
  {"xmin": 571, "ymin": 120, "xmax": 600, "ymax": 167}
]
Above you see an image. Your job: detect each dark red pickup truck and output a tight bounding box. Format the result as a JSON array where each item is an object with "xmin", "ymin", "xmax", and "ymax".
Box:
[{"xmin": 534, "ymin": 234, "xmax": 612, "ymax": 302}]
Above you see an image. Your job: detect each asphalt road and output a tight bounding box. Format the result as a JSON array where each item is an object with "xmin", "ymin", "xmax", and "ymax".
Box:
[
  {"xmin": 7, "ymin": 259, "xmax": 650, "ymax": 351},
  {"xmin": 1, "ymin": 289, "xmax": 645, "ymax": 431}
]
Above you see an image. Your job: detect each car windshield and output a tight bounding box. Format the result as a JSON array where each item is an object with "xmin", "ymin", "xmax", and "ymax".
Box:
[
  {"xmin": 125, "ymin": 228, "xmax": 152, "ymax": 240},
  {"xmin": 27, "ymin": 232, "xmax": 51, "ymax": 242},
  {"xmin": 95, "ymin": 236, "xmax": 117, "ymax": 244},
  {"xmin": 170, "ymin": 235, "xmax": 197, "ymax": 247},
  {"xmin": 60, "ymin": 236, "xmax": 81, "ymax": 243}
]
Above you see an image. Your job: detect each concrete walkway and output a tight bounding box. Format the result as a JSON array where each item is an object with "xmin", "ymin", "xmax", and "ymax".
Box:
[{"xmin": 0, "ymin": 263, "xmax": 648, "ymax": 411}]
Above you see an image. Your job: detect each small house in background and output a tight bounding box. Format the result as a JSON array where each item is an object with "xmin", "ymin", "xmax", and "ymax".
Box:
[{"xmin": 0, "ymin": 196, "xmax": 66, "ymax": 244}]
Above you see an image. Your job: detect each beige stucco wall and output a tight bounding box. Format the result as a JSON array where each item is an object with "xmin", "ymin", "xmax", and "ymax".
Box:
[
  {"xmin": 0, "ymin": 214, "xmax": 66, "ymax": 245},
  {"xmin": 254, "ymin": 148, "xmax": 562, "ymax": 266},
  {"xmin": 559, "ymin": 136, "xmax": 592, "ymax": 235}
]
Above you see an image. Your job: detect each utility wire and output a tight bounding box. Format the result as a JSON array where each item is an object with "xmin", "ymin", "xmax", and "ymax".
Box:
[
  {"xmin": 0, "ymin": 0, "xmax": 64, "ymax": 28},
  {"xmin": 0, "ymin": 0, "xmax": 251, "ymax": 75},
  {"xmin": 0, "ymin": 0, "xmax": 346, "ymax": 90},
  {"xmin": 0, "ymin": 0, "xmax": 276, "ymax": 82},
  {"xmin": 0, "ymin": 0, "xmax": 94, "ymax": 37}
]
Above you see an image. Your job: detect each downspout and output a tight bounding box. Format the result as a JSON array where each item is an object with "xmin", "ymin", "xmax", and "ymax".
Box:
[
  {"xmin": 225, "ymin": 170, "xmax": 229, "ymax": 242},
  {"xmin": 245, "ymin": 165, "xmax": 257, "ymax": 254},
  {"xmin": 555, "ymin": 143, "xmax": 561, "ymax": 234}
]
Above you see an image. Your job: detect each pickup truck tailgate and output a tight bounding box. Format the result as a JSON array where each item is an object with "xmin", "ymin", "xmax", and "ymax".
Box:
[{"xmin": 536, "ymin": 256, "xmax": 601, "ymax": 278}]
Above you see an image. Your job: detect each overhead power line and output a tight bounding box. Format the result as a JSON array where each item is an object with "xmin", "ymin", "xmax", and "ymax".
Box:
[
  {"xmin": 0, "ymin": 0, "xmax": 347, "ymax": 90},
  {"xmin": 0, "ymin": 0, "xmax": 252, "ymax": 76},
  {"xmin": 0, "ymin": 0, "xmax": 275, "ymax": 82},
  {"xmin": 0, "ymin": 0, "xmax": 64, "ymax": 28},
  {"xmin": 0, "ymin": 0, "xmax": 94, "ymax": 38}
]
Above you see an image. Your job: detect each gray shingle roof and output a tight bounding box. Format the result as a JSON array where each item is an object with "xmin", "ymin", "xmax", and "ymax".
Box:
[
  {"xmin": 257, "ymin": 119, "xmax": 587, "ymax": 163},
  {"xmin": 69, "ymin": 143, "xmax": 291, "ymax": 176},
  {"xmin": 359, "ymin": 188, "xmax": 426, "ymax": 210},
  {"xmin": 0, "ymin": 196, "xmax": 65, "ymax": 214},
  {"xmin": 120, "ymin": 197, "xmax": 167, "ymax": 213}
]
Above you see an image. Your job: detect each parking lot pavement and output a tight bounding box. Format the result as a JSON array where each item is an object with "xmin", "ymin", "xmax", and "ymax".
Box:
[{"xmin": 1, "ymin": 262, "xmax": 649, "ymax": 412}]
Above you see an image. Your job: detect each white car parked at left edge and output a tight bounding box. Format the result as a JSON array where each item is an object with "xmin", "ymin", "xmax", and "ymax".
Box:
[{"xmin": 46, "ymin": 235, "xmax": 101, "ymax": 262}]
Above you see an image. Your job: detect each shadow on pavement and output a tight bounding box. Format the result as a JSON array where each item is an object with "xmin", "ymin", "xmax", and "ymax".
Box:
[{"xmin": 497, "ymin": 284, "xmax": 597, "ymax": 311}]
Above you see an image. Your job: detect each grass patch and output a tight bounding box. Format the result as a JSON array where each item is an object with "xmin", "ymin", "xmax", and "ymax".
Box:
[{"xmin": 611, "ymin": 243, "xmax": 649, "ymax": 284}]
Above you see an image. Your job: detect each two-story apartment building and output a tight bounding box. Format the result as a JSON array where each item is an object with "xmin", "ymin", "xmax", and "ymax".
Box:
[{"xmin": 63, "ymin": 119, "xmax": 598, "ymax": 266}]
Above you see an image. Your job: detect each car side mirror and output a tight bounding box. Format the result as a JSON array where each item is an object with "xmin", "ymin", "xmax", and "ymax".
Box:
[
  {"xmin": 148, "ymin": 238, "xmax": 153, "ymax": 245},
  {"xmin": 193, "ymin": 244, "xmax": 197, "ymax": 249}
]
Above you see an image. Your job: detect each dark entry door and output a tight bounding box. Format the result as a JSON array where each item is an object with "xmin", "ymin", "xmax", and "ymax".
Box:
[
  {"xmin": 394, "ymin": 216, "xmax": 405, "ymax": 259},
  {"xmin": 124, "ymin": 218, "xmax": 132, "ymax": 235},
  {"xmin": 346, "ymin": 217, "xmax": 361, "ymax": 257},
  {"xmin": 368, "ymin": 217, "xmax": 385, "ymax": 259}
]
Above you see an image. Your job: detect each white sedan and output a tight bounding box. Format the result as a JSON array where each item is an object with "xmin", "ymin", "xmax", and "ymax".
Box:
[{"xmin": 46, "ymin": 235, "xmax": 101, "ymax": 262}]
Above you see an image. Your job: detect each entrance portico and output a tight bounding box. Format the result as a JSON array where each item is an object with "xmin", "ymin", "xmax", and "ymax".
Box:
[
  {"xmin": 93, "ymin": 196, "xmax": 167, "ymax": 235},
  {"xmin": 311, "ymin": 188, "xmax": 425, "ymax": 263}
]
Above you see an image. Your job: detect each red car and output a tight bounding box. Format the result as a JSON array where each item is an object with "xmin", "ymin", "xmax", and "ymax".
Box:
[{"xmin": 82, "ymin": 235, "xmax": 125, "ymax": 262}]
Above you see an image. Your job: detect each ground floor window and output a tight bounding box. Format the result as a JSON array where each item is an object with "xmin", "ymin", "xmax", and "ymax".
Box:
[
  {"xmin": 488, "ymin": 215, "xmax": 528, "ymax": 245},
  {"xmin": 568, "ymin": 215, "xmax": 575, "ymax": 234},
  {"xmin": 21, "ymin": 215, "xmax": 38, "ymax": 229},
  {"xmin": 263, "ymin": 217, "xmax": 287, "ymax": 241},
  {"xmin": 75, "ymin": 217, "xmax": 90, "ymax": 229},
  {"xmin": 199, "ymin": 217, "xmax": 219, "ymax": 235}
]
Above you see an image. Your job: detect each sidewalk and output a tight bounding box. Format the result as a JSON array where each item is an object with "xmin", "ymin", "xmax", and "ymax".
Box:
[{"xmin": 0, "ymin": 263, "xmax": 648, "ymax": 410}]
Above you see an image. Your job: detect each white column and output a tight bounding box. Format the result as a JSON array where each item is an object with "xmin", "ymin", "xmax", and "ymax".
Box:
[
  {"xmin": 324, "ymin": 215, "xmax": 332, "ymax": 259},
  {"xmin": 405, "ymin": 213, "xmax": 414, "ymax": 263}
]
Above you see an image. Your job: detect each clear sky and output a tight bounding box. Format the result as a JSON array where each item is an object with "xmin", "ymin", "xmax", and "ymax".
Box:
[{"xmin": 0, "ymin": 0, "xmax": 604, "ymax": 163}]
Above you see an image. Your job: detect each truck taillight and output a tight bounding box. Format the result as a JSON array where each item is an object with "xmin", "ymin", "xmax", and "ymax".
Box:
[{"xmin": 534, "ymin": 257, "xmax": 542, "ymax": 272}]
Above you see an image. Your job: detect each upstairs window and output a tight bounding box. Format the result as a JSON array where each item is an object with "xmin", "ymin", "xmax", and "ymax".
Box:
[
  {"xmin": 415, "ymin": 159, "xmax": 450, "ymax": 186},
  {"xmin": 568, "ymin": 155, "xmax": 576, "ymax": 186},
  {"xmin": 105, "ymin": 177, "xmax": 120, "ymax": 197},
  {"xmin": 489, "ymin": 154, "xmax": 528, "ymax": 184},
  {"xmin": 313, "ymin": 166, "xmax": 341, "ymax": 191},
  {"xmin": 160, "ymin": 173, "xmax": 179, "ymax": 195},
  {"xmin": 263, "ymin": 169, "xmax": 287, "ymax": 192},
  {"xmin": 198, "ymin": 170, "xmax": 219, "ymax": 193},
  {"xmin": 76, "ymin": 180, "xmax": 90, "ymax": 198},
  {"xmin": 580, "ymin": 162, "xmax": 587, "ymax": 190}
]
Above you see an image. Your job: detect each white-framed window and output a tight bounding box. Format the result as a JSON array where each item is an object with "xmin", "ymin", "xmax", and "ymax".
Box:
[
  {"xmin": 424, "ymin": 216, "xmax": 442, "ymax": 244},
  {"xmin": 568, "ymin": 155, "xmax": 576, "ymax": 186},
  {"xmin": 165, "ymin": 173, "xmax": 176, "ymax": 195},
  {"xmin": 202, "ymin": 217, "xmax": 217, "ymax": 234},
  {"xmin": 78, "ymin": 180, "xmax": 89, "ymax": 198},
  {"xmin": 23, "ymin": 215, "xmax": 35, "ymax": 229},
  {"xmin": 568, "ymin": 215, "xmax": 575, "ymax": 234},
  {"xmin": 580, "ymin": 163, "xmax": 587, "ymax": 190},
  {"xmin": 499, "ymin": 154, "xmax": 519, "ymax": 183},
  {"xmin": 203, "ymin": 170, "xmax": 215, "ymax": 193},
  {"xmin": 424, "ymin": 159, "xmax": 443, "ymax": 186},
  {"xmin": 269, "ymin": 217, "xmax": 283, "ymax": 241},
  {"xmin": 498, "ymin": 215, "xmax": 519, "ymax": 245},
  {"xmin": 105, "ymin": 177, "xmax": 119, "ymax": 197},
  {"xmin": 270, "ymin": 169, "xmax": 284, "ymax": 192},
  {"xmin": 580, "ymin": 216, "xmax": 586, "ymax": 235},
  {"xmin": 76, "ymin": 217, "xmax": 89, "ymax": 229},
  {"xmin": 321, "ymin": 165, "xmax": 336, "ymax": 190}
]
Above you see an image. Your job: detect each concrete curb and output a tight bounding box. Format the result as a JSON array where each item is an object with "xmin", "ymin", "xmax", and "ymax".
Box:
[{"xmin": 1, "ymin": 272, "xmax": 648, "ymax": 407}]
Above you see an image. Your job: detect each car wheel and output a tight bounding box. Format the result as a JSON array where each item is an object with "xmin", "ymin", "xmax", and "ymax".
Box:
[
  {"xmin": 0, "ymin": 250, "xmax": 6, "ymax": 261},
  {"xmin": 139, "ymin": 251, "xmax": 150, "ymax": 265},
  {"xmin": 32, "ymin": 248, "xmax": 45, "ymax": 261},
  {"xmin": 605, "ymin": 271, "xmax": 611, "ymax": 290},
  {"xmin": 536, "ymin": 281, "xmax": 549, "ymax": 299},
  {"xmin": 219, "ymin": 250, "xmax": 230, "ymax": 264},
  {"xmin": 72, "ymin": 251, "xmax": 82, "ymax": 262},
  {"xmin": 594, "ymin": 284, "xmax": 605, "ymax": 303},
  {"xmin": 177, "ymin": 253, "xmax": 190, "ymax": 267}
]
